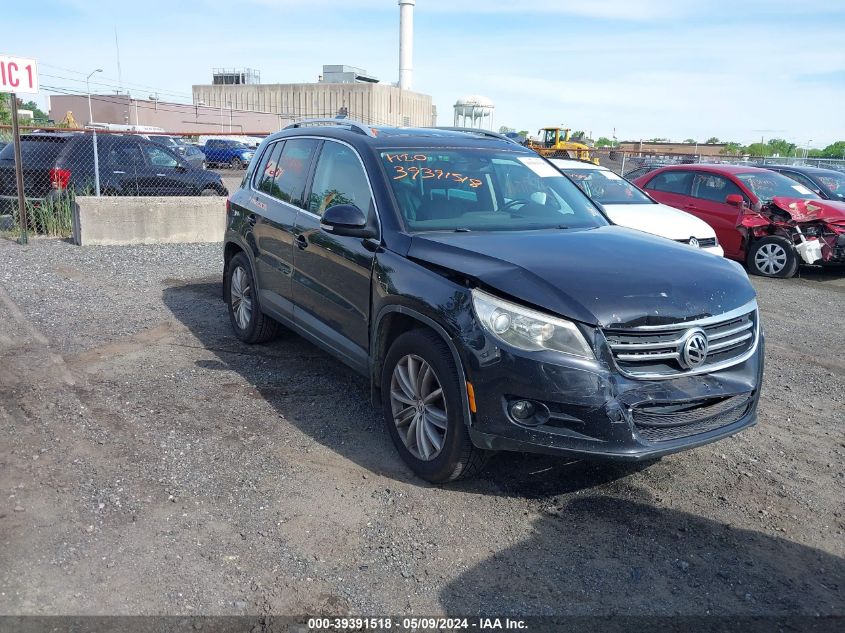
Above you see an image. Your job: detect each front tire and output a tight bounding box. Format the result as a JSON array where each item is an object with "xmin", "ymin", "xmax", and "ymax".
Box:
[
  {"xmin": 230, "ymin": 156, "xmax": 244, "ymax": 170},
  {"xmin": 381, "ymin": 329, "xmax": 489, "ymax": 483},
  {"xmin": 225, "ymin": 252, "xmax": 279, "ymax": 343},
  {"xmin": 747, "ymin": 236, "xmax": 798, "ymax": 278}
]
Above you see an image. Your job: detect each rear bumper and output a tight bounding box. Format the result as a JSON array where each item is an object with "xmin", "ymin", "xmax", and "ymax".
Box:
[{"xmin": 465, "ymin": 333, "xmax": 764, "ymax": 460}]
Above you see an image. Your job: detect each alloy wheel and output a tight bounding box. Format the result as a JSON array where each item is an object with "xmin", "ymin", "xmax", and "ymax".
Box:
[
  {"xmin": 755, "ymin": 243, "xmax": 788, "ymax": 275},
  {"xmin": 389, "ymin": 354, "xmax": 448, "ymax": 461},
  {"xmin": 230, "ymin": 266, "xmax": 253, "ymax": 330}
]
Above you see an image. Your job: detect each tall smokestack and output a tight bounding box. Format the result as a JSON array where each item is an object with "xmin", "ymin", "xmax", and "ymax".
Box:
[{"xmin": 398, "ymin": 0, "xmax": 415, "ymax": 91}]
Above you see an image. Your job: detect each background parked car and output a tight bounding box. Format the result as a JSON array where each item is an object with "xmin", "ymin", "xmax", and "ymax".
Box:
[
  {"xmin": 634, "ymin": 164, "xmax": 845, "ymax": 278},
  {"xmin": 762, "ymin": 165, "xmax": 845, "ymax": 202},
  {"xmin": 0, "ymin": 132, "xmax": 227, "ymax": 211},
  {"xmin": 145, "ymin": 134, "xmax": 189, "ymax": 156},
  {"xmin": 182, "ymin": 144, "xmax": 207, "ymax": 170},
  {"xmin": 201, "ymin": 139, "xmax": 255, "ymax": 169},
  {"xmin": 552, "ymin": 158, "xmax": 723, "ymax": 256}
]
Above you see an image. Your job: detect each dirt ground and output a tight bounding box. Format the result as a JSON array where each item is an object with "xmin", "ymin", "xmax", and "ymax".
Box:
[{"xmin": 0, "ymin": 238, "xmax": 842, "ymax": 618}]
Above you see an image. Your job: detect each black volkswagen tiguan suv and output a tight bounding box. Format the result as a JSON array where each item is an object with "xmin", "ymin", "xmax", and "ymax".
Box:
[{"xmin": 223, "ymin": 120, "xmax": 764, "ymax": 483}]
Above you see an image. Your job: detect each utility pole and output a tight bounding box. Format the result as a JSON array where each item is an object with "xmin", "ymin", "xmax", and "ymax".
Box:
[
  {"xmin": 10, "ymin": 94, "xmax": 27, "ymax": 244},
  {"xmin": 86, "ymin": 68, "xmax": 103, "ymax": 196}
]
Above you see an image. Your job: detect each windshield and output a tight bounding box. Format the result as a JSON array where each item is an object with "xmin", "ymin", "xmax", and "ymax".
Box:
[
  {"xmin": 380, "ymin": 149, "xmax": 607, "ymax": 232},
  {"xmin": 735, "ymin": 171, "xmax": 821, "ymax": 202},
  {"xmin": 815, "ymin": 171, "xmax": 845, "ymax": 197},
  {"xmin": 560, "ymin": 168, "xmax": 652, "ymax": 205},
  {"xmin": 223, "ymin": 140, "xmax": 248, "ymax": 149}
]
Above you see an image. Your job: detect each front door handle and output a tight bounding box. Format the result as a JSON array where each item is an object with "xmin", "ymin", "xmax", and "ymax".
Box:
[{"xmin": 295, "ymin": 234, "xmax": 308, "ymax": 250}]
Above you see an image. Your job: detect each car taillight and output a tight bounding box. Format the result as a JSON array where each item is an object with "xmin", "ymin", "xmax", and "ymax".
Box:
[{"xmin": 49, "ymin": 168, "xmax": 71, "ymax": 190}]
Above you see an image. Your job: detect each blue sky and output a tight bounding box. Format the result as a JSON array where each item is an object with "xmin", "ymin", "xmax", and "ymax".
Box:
[{"xmin": 5, "ymin": 0, "xmax": 845, "ymax": 146}]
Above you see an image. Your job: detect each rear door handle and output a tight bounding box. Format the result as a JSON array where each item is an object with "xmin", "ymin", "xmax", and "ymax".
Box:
[
  {"xmin": 295, "ymin": 234, "xmax": 308, "ymax": 250},
  {"xmin": 113, "ymin": 170, "xmax": 125, "ymax": 174}
]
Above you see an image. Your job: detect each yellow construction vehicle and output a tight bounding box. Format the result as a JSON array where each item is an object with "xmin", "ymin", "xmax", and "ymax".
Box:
[
  {"xmin": 525, "ymin": 127, "xmax": 599, "ymax": 164},
  {"xmin": 60, "ymin": 111, "xmax": 79, "ymax": 128}
]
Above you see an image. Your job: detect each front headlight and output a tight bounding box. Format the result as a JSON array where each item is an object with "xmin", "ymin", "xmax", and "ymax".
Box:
[{"xmin": 471, "ymin": 288, "xmax": 594, "ymax": 358}]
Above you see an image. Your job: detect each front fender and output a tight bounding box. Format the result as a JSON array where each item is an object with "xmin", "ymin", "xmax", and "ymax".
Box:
[{"xmin": 370, "ymin": 250, "xmax": 476, "ymax": 426}]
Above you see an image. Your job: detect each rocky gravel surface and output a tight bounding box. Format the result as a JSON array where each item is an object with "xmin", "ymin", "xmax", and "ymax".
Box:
[{"xmin": 0, "ymin": 238, "xmax": 842, "ymax": 618}]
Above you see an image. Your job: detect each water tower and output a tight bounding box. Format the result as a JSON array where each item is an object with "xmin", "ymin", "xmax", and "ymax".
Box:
[{"xmin": 453, "ymin": 95, "xmax": 495, "ymax": 130}]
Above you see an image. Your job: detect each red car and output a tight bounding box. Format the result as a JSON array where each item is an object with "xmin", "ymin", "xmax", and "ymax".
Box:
[{"xmin": 633, "ymin": 164, "xmax": 845, "ymax": 278}]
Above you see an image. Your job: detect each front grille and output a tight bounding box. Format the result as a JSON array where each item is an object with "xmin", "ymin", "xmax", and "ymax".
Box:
[
  {"xmin": 633, "ymin": 393, "xmax": 752, "ymax": 442},
  {"xmin": 675, "ymin": 237, "xmax": 717, "ymax": 248},
  {"xmin": 603, "ymin": 302, "xmax": 758, "ymax": 379}
]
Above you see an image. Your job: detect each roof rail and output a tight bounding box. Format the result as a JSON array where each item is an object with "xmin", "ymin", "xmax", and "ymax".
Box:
[
  {"xmin": 426, "ymin": 127, "xmax": 521, "ymax": 145},
  {"xmin": 284, "ymin": 117, "xmax": 377, "ymax": 137}
]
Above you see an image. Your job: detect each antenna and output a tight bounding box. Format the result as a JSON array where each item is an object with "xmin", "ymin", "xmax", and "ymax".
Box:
[{"xmin": 115, "ymin": 27, "xmax": 123, "ymax": 94}]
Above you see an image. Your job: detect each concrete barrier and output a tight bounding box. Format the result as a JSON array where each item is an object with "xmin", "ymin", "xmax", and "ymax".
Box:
[{"xmin": 72, "ymin": 196, "xmax": 226, "ymax": 246}]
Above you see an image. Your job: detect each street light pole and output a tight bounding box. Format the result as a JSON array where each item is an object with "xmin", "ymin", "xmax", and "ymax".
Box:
[{"xmin": 86, "ymin": 68, "xmax": 103, "ymax": 196}]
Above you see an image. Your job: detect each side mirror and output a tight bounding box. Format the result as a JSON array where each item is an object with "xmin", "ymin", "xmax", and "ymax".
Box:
[
  {"xmin": 320, "ymin": 204, "xmax": 378, "ymax": 239},
  {"xmin": 725, "ymin": 194, "xmax": 745, "ymax": 207}
]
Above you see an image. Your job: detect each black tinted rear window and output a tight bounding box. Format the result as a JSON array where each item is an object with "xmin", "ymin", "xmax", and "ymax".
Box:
[{"xmin": 0, "ymin": 136, "xmax": 69, "ymax": 165}]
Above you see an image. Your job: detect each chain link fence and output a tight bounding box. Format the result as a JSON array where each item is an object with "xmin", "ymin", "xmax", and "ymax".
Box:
[
  {"xmin": 3, "ymin": 122, "xmax": 844, "ymax": 240},
  {"xmin": 587, "ymin": 147, "xmax": 845, "ymax": 178},
  {"xmin": 0, "ymin": 126, "xmax": 263, "ymax": 239}
]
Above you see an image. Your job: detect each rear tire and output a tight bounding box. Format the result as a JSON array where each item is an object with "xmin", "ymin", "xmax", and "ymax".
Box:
[
  {"xmin": 225, "ymin": 252, "xmax": 279, "ymax": 343},
  {"xmin": 381, "ymin": 329, "xmax": 489, "ymax": 483},
  {"xmin": 200, "ymin": 186, "xmax": 220, "ymax": 196},
  {"xmin": 747, "ymin": 236, "xmax": 798, "ymax": 278}
]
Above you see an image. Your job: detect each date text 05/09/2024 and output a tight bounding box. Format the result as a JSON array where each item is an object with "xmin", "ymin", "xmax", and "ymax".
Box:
[{"xmin": 307, "ymin": 617, "xmax": 528, "ymax": 631}]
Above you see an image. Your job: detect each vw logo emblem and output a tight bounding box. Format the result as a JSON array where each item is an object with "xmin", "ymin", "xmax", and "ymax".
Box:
[
  {"xmin": 681, "ymin": 328, "xmax": 709, "ymax": 369},
  {"xmin": 688, "ymin": 236, "xmax": 700, "ymax": 248}
]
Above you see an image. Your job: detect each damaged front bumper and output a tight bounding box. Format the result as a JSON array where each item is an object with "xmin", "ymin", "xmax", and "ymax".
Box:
[
  {"xmin": 465, "ymin": 333, "xmax": 764, "ymax": 460},
  {"xmin": 740, "ymin": 198, "xmax": 845, "ymax": 265}
]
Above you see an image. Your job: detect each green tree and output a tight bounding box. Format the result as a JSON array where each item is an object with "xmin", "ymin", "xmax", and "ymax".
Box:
[
  {"xmin": 570, "ymin": 130, "xmax": 586, "ymax": 141},
  {"xmin": 498, "ymin": 125, "xmax": 515, "ymax": 134},
  {"xmin": 745, "ymin": 142, "xmax": 771, "ymax": 157},
  {"xmin": 765, "ymin": 138, "xmax": 796, "ymax": 157},
  {"xmin": 0, "ymin": 95, "xmax": 10, "ymax": 125},
  {"xmin": 683, "ymin": 138, "xmax": 696, "ymax": 144},
  {"xmin": 705, "ymin": 137, "xmax": 720, "ymax": 144},
  {"xmin": 818, "ymin": 141, "xmax": 845, "ymax": 158},
  {"xmin": 719, "ymin": 142, "xmax": 744, "ymax": 156},
  {"xmin": 595, "ymin": 136, "xmax": 614, "ymax": 147},
  {"xmin": 20, "ymin": 100, "xmax": 48, "ymax": 122},
  {"xmin": 517, "ymin": 130, "xmax": 529, "ymax": 138}
]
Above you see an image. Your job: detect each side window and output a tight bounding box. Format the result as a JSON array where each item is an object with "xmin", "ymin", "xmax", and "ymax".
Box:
[
  {"xmin": 103, "ymin": 139, "xmax": 145, "ymax": 171},
  {"xmin": 254, "ymin": 142, "xmax": 285, "ymax": 196},
  {"xmin": 273, "ymin": 138, "xmax": 319, "ymax": 208},
  {"xmin": 645, "ymin": 171, "xmax": 692, "ymax": 195},
  {"xmin": 143, "ymin": 145, "xmax": 179, "ymax": 168},
  {"xmin": 308, "ymin": 141, "xmax": 374, "ymax": 217},
  {"xmin": 782, "ymin": 171, "xmax": 821, "ymax": 194},
  {"xmin": 690, "ymin": 173, "xmax": 743, "ymax": 202}
]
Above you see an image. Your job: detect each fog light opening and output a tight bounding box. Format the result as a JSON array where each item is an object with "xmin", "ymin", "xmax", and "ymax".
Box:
[
  {"xmin": 510, "ymin": 400, "xmax": 536, "ymax": 420},
  {"xmin": 508, "ymin": 399, "xmax": 550, "ymax": 427}
]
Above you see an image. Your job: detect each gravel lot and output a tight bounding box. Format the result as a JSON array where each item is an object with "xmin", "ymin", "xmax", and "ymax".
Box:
[{"xmin": 0, "ymin": 238, "xmax": 843, "ymax": 618}]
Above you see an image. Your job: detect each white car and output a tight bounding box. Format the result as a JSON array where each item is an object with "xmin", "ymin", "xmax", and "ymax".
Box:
[{"xmin": 551, "ymin": 159, "xmax": 724, "ymax": 257}]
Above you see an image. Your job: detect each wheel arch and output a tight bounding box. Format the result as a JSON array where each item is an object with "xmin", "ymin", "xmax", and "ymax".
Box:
[{"xmin": 371, "ymin": 305, "xmax": 473, "ymax": 428}]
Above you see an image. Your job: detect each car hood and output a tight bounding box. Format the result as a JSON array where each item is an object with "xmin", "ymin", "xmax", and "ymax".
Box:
[
  {"xmin": 770, "ymin": 197, "xmax": 845, "ymax": 224},
  {"xmin": 407, "ymin": 226, "xmax": 755, "ymax": 328},
  {"xmin": 601, "ymin": 202, "xmax": 717, "ymax": 241}
]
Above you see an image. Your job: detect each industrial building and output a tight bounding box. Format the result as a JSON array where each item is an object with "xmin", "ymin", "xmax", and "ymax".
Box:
[
  {"xmin": 47, "ymin": 92, "xmax": 287, "ymax": 134},
  {"xmin": 192, "ymin": 1, "xmax": 433, "ymax": 128},
  {"xmin": 192, "ymin": 65, "xmax": 435, "ymax": 129}
]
